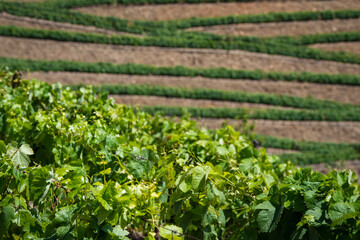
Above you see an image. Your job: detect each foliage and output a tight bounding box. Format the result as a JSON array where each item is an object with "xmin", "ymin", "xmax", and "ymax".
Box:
[
  {"xmin": 180, "ymin": 30, "xmax": 360, "ymax": 47},
  {"xmin": 140, "ymin": 105, "xmax": 360, "ymax": 121},
  {"xmin": 257, "ymin": 135, "xmax": 360, "ymax": 153},
  {"xmin": 2, "ymin": 57, "xmax": 360, "ymax": 85},
  {"xmin": 158, "ymin": 9, "xmax": 360, "ymax": 29},
  {"xmin": 69, "ymin": 83, "xmax": 359, "ymax": 111},
  {"xmin": 270, "ymin": 31, "xmax": 360, "ymax": 46},
  {"xmin": 1, "ymin": 70, "xmax": 359, "ymax": 239}
]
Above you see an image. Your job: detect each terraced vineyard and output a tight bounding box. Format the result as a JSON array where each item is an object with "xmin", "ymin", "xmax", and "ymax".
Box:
[
  {"xmin": 2, "ymin": 0, "xmax": 360, "ymax": 239},
  {"xmin": 0, "ymin": 0, "xmax": 360, "ymax": 173}
]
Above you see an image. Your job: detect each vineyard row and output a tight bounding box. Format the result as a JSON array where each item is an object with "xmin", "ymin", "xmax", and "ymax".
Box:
[
  {"xmin": 70, "ymin": 83, "xmax": 359, "ymax": 110},
  {"xmin": 3, "ymin": 57, "xmax": 360, "ymax": 85},
  {"xmin": 139, "ymin": 105, "xmax": 360, "ymax": 121},
  {"xmin": 182, "ymin": 30, "xmax": 360, "ymax": 46}
]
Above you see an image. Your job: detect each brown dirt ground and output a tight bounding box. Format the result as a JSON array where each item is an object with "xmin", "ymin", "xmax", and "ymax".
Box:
[
  {"xmin": 109, "ymin": 94, "xmax": 297, "ymax": 110},
  {"xmin": 189, "ymin": 18, "xmax": 360, "ymax": 37},
  {"xmin": 193, "ymin": 118, "xmax": 360, "ymax": 143},
  {"xmin": 0, "ymin": 12, "xmax": 136, "ymax": 36},
  {"xmin": 74, "ymin": 1, "xmax": 360, "ymax": 21},
  {"xmin": 3, "ymin": 36, "xmax": 360, "ymax": 75},
  {"xmin": 310, "ymin": 42, "xmax": 360, "ymax": 55},
  {"xmin": 25, "ymin": 71, "xmax": 360, "ymax": 105}
]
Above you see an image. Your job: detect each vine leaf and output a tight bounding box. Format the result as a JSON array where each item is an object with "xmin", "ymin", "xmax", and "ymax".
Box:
[
  {"xmin": 328, "ymin": 202, "xmax": 351, "ymax": 223},
  {"xmin": 11, "ymin": 144, "xmax": 33, "ymax": 168},
  {"xmin": 254, "ymin": 201, "xmax": 283, "ymax": 233},
  {"xmin": 159, "ymin": 225, "xmax": 183, "ymax": 240},
  {"xmin": 0, "ymin": 205, "xmax": 15, "ymax": 237},
  {"xmin": 112, "ymin": 226, "xmax": 129, "ymax": 238},
  {"xmin": 191, "ymin": 166, "xmax": 210, "ymax": 190}
]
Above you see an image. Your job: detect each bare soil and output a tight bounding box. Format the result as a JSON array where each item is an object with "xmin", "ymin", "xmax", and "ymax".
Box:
[
  {"xmin": 0, "ymin": 12, "xmax": 135, "ymax": 36},
  {"xmin": 3, "ymin": 37, "xmax": 360, "ymax": 75},
  {"xmin": 109, "ymin": 94, "xmax": 297, "ymax": 110},
  {"xmin": 25, "ymin": 71, "xmax": 360, "ymax": 105},
  {"xmin": 189, "ymin": 18, "xmax": 360, "ymax": 37},
  {"xmin": 310, "ymin": 42, "xmax": 360, "ymax": 55},
  {"xmin": 75, "ymin": 1, "xmax": 360, "ymax": 21},
  {"xmin": 194, "ymin": 118, "xmax": 360, "ymax": 143}
]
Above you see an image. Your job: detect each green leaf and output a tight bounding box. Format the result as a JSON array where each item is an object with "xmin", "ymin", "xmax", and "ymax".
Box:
[
  {"xmin": 191, "ymin": 166, "xmax": 209, "ymax": 190},
  {"xmin": 20, "ymin": 144, "xmax": 34, "ymax": 155},
  {"xmin": 178, "ymin": 178, "xmax": 192, "ymax": 193},
  {"xmin": 0, "ymin": 205, "xmax": 15, "ymax": 237},
  {"xmin": 238, "ymin": 227, "xmax": 257, "ymax": 240},
  {"xmin": 255, "ymin": 201, "xmax": 283, "ymax": 233},
  {"xmin": 159, "ymin": 225, "xmax": 184, "ymax": 240},
  {"xmin": 99, "ymin": 168, "xmax": 112, "ymax": 175},
  {"xmin": 11, "ymin": 144, "xmax": 33, "ymax": 168},
  {"xmin": 56, "ymin": 225, "xmax": 71, "ymax": 238},
  {"xmin": 202, "ymin": 205, "xmax": 219, "ymax": 227},
  {"xmin": 97, "ymin": 206, "xmax": 111, "ymax": 225},
  {"xmin": 112, "ymin": 226, "xmax": 129, "ymax": 238},
  {"xmin": 53, "ymin": 205, "xmax": 77, "ymax": 225},
  {"xmin": 13, "ymin": 209, "xmax": 37, "ymax": 228},
  {"xmin": 216, "ymin": 146, "xmax": 228, "ymax": 156},
  {"xmin": 305, "ymin": 207, "xmax": 323, "ymax": 224},
  {"xmin": 0, "ymin": 140, "xmax": 6, "ymax": 154},
  {"xmin": 330, "ymin": 211, "xmax": 359, "ymax": 228},
  {"xmin": 127, "ymin": 161, "xmax": 145, "ymax": 179},
  {"xmin": 203, "ymin": 224, "xmax": 217, "ymax": 240},
  {"xmin": 329, "ymin": 202, "xmax": 349, "ymax": 221},
  {"xmin": 291, "ymin": 228, "xmax": 308, "ymax": 240},
  {"xmin": 239, "ymin": 158, "xmax": 253, "ymax": 172}
]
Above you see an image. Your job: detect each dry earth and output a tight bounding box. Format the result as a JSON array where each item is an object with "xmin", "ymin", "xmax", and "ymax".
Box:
[
  {"xmin": 110, "ymin": 94, "xmax": 297, "ymax": 110},
  {"xmin": 75, "ymin": 1, "xmax": 360, "ymax": 21},
  {"xmin": 25, "ymin": 71, "xmax": 360, "ymax": 105},
  {"xmin": 188, "ymin": 18, "xmax": 360, "ymax": 37},
  {"xmin": 3, "ymin": 37, "xmax": 360, "ymax": 75},
  {"xmin": 194, "ymin": 118, "xmax": 360, "ymax": 143},
  {"xmin": 0, "ymin": 12, "xmax": 136, "ymax": 36},
  {"xmin": 310, "ymin": 42, "xmax": 360, "ymax": 55}
]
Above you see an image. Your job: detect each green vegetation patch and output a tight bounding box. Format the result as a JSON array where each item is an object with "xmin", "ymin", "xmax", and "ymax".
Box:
[
  {"xmin": 182, "ymin": 30, "xmax": 360, "ymax": 46},
  {"xmin": 1, "ymin": 70, "xmax": 360, "ymax": 239},
  {"xmin": 140, "ymin": 105, "xmax": 360, "ymax": 121},
  {"xmin": 69, "ymin": 83, "xmax": 360, "ymax": 111},
  {"xmin": 2, "ymin": 57, "xmax": 360, "ymax": 85}
]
